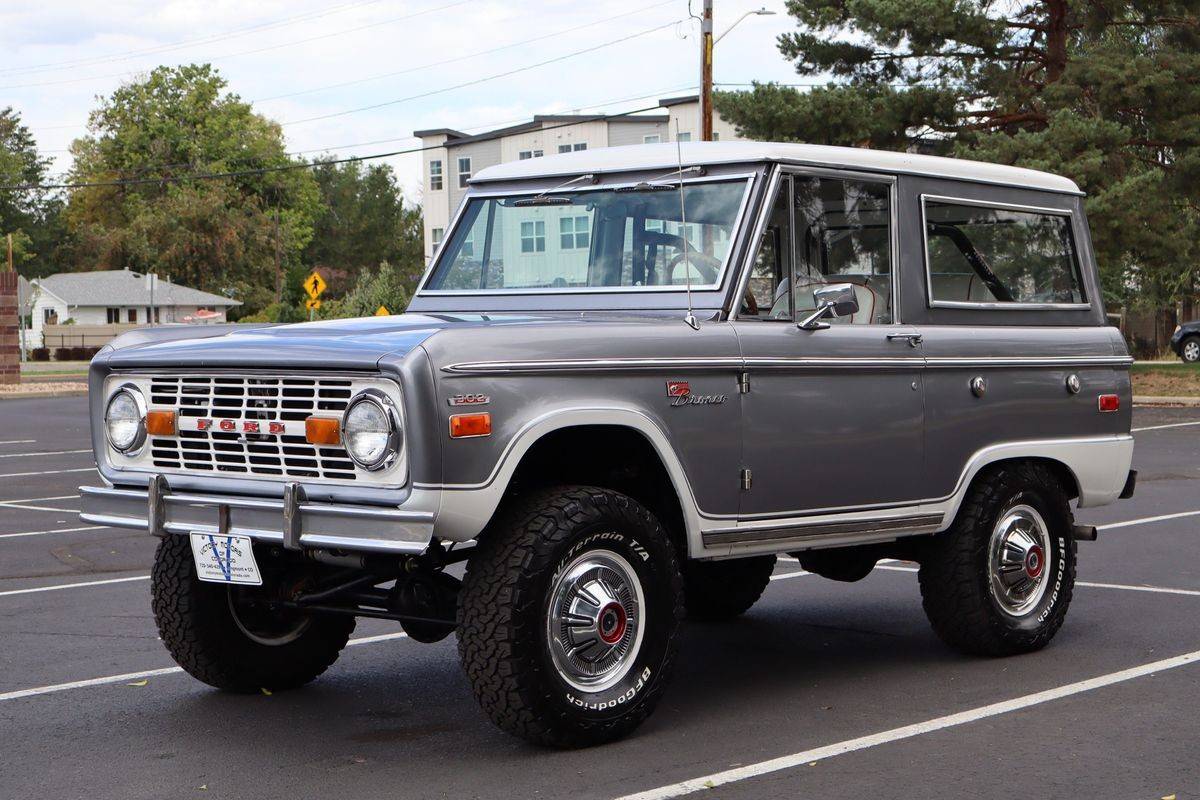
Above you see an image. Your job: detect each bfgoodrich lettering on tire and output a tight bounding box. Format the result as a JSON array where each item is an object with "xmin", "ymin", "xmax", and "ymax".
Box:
[
  {"xmin": 456, "ymin": 486, "xmax": 684, "ymax": 748},
  {"xmin": 918, "ymin": 461, "xmax": 1076, "ymax": 657}
]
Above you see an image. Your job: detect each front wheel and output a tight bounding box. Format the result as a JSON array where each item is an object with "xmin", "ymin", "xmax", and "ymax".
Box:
[
  {"xmin": 918, "ymin": 462, "xmax": 1076, "ymax": 656},
  {"xmin": 151, "ymin": 535, "xmax": 355, "ymax": 692},
  {"xmin": 1182, "ymin": 336, "xmax": 1200, "ymax": 363},
  {"xmin": 456, "ymin": 486, "xmax": 683, "ymax": 748}
]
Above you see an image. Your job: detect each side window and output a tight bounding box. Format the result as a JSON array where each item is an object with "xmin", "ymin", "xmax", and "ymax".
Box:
[
  {"xmin": 741, "ymin": 176, "xmax": 793, "ymax": 319},
  {"xmin": 792, "ymin": 176, "xmax": 893, "ymax": 324},
  {"xmin": 924, "ymin": 199, "xmax": 1085, "ymax": 306}
]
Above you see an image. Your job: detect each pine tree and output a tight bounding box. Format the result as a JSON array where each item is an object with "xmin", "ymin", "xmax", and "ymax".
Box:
[{"xmin": 715, "ymin": 1, "xmax": 1200, "ymax": 307}]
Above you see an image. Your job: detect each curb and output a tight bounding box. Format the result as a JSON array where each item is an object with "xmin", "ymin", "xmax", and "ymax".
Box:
[
  {"xmin": 0, "ymin": 387, "xmax": 89, "ymax": 400},
  {"xmin": 1132, "ymin": 395, "xmax": 1200, "ymax": 407}
]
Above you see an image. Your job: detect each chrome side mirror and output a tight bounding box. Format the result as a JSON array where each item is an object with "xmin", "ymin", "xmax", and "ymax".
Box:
[{"xmin": 797, "ymin": 283, "xmax": 859, "ymax": 330}]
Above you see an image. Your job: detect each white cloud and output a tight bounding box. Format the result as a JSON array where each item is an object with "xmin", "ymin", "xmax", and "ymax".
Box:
[{"xmin": 1, "ymin": 0, "xmax": 802, "ymax": 200}]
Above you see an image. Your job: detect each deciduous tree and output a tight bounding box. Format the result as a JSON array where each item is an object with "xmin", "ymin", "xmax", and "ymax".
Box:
[{"xmin": 65, "ymin": 64, "xmax": 320, "ymax": 300}]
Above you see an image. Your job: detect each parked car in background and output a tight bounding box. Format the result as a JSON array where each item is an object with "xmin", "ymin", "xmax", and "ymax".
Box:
[
  {"xmin": 1171, "ymin": 321, "xmax": 1200, "ymax": 362},
  {"xmin": 82, "ymin": 142, "xmax": 1136, "ymax": 747}
]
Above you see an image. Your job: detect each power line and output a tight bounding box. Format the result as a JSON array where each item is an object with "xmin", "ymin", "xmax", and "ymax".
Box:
[
  {"xmin": 1, "ymin": 103, "xmax": 670, "ymax": 192},
  {"xmin": 252, "ymin": 0, "xmax": 677, "ymax": 103},
  {"xmin": 288, "ymin": 83, "xmax": 697, "ymax": 156},
  {"xmin": 281, "ymin": 18, "xmax": 684, "ymax": 126},
  {"xmin": 4, "ymin": 0, "xmax": 472, "ymax": 96},
  {"xmin": 0, "ymin": 0, "xmax": 386, "ymax": 77}
]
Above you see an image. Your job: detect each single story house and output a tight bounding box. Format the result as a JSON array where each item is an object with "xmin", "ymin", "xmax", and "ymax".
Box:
[{"xmin": 30, "ymin": 269, "xmax": 241, "ymax": 346}]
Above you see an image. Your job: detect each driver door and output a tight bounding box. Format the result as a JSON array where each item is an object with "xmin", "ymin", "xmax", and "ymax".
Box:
[{"xmin": 731, "ymin": 170, "xmax": 926, "ymax": 528}]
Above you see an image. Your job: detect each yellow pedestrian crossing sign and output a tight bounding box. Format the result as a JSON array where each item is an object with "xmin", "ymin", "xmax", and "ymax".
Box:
[
  {"xmin": 303, "ymin": 272, "xmax": 327, "ymax": 300},
  {"xmin": 375, "ymin": 305, "xmax": 390, "ymax": 316}
]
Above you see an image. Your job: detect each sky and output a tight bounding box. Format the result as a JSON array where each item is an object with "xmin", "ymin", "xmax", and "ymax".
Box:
[{"xmin": 0, "ymin": 0, "xmax": 804, "ymax": 201}]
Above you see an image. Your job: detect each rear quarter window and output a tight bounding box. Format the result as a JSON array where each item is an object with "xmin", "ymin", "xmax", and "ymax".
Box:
[{"xmin": 923, "ymin": 197, "xmax": 1086, "ymax": 308}]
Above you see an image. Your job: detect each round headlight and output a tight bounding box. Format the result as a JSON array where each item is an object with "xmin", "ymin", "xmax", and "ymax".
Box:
[
  {"xmin": 343, "ymin": 392, "xmax": 400, "ymax": 470},
  {"xmin": 105, "ymin": 387, "xmax": 147, "ymax": 453}
]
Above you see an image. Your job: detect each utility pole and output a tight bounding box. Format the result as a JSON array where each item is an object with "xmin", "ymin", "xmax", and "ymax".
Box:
[
  {"xmin": 699, "ymin": 0, "xmax": 714, "ymax": 141},
  {"xmin": 273, "ymin": 209, "xmax": 282, "ymax": 304}
]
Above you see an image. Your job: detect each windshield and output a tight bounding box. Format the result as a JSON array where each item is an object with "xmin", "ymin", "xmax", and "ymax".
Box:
[{"xmin": 424, "ymin": 178, "xmax": 750, "ymax": 292}]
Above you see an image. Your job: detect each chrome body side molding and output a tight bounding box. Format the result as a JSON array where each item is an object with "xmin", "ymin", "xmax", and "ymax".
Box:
[{"xmin": 441, "ymin": 354, "xmax": 1133, "ymax": 376}]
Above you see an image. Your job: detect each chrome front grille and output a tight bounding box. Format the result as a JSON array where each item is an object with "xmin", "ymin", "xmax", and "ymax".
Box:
[{"xmin": 147, "ymin": 375, "xmax": 356, "ymax": 481}]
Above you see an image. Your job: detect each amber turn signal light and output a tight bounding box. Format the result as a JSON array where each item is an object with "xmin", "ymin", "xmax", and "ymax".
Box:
[
  {"xmin": 305, "ymin": 416, "xmax": 341, "ymax": 445},
  {"xmin": 145, "ymin": 410, "xmax": 176, "ymax": 436},
  {"xmin": 449, "ymin": 413, "xmax": 492, "ymax": 438},
  {"xmin": 1098, "ymin": 394, "xmax": 1120, "ymax": 413}
]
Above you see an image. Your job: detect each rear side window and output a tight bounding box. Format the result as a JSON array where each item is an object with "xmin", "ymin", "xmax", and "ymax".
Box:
[{"xmin": 924, "ymin": 198, "xmax": 1085, "ymax": 307}]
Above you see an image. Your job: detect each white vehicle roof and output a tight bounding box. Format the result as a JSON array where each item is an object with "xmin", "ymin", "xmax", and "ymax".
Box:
[{"xmin": 470, "ymin": 141, "xmax": 1081, "ymax": 195}]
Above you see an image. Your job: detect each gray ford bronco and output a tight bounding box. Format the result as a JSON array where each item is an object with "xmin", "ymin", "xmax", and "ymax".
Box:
[{"xmin": 82, "ymin": 142, "xmax": 1136, "ymax": 747}]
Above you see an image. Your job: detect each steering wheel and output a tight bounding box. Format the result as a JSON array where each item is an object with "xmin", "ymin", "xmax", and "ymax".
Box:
[{"xmin": 665, "ymin": 250, "xmax": 721, "ymax": 285}]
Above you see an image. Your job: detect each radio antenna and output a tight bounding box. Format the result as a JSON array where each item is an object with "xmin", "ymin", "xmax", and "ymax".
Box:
[{"xmin": 675, "ymin": 122, "xmax": 700, "ymax": 331}]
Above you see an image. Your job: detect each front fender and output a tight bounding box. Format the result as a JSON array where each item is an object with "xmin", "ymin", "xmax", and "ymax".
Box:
[{"xmin": 425, "ymin": 406, "xmax": 705, "ymax": 553}]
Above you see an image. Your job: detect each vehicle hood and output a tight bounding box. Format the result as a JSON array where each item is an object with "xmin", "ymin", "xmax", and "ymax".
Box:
[{"xmin": 98, "ymin": 312, "xmax": 664, "ymax": 370}]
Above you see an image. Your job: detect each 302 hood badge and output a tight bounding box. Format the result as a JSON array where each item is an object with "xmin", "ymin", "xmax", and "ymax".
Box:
[
  {"xmin": 449, "ymin": 393, "xmax": 490, "ymax": 407},
  {"xmin": 665, "ymin": 381, "xmax": 727, "ymax": 407}
]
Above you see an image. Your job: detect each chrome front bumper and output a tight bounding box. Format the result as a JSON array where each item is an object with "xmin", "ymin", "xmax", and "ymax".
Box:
[{"xmin": 80, "ymin": 476, "xmax": 434, "ymax": 554}]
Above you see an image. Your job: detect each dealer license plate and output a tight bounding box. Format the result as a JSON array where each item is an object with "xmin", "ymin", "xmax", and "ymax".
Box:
[{"xmin": 189, "ymin": 533, "xmax": 263, "ymax": 586}]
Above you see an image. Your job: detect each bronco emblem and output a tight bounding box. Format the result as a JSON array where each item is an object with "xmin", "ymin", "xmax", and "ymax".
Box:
[{"xmin": 666, "ymin": 380, "xmax": 726, "ymax": 407}]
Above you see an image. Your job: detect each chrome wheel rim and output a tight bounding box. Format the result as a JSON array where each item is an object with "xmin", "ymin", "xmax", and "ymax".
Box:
[
  {"xmin": 227, "ymin": 587, "xmax": 311, "ymax": 646},
  {"xmin": 1185, "ymin": 341, "xmax": 1199, "ymax": 361},
  {"xmin": 546, "ymin": 547, "xmax": 645, "ymax": 693},
  {"xmin": 988, "ymin": 504, "xmax": 1052, "ymax": 617}
]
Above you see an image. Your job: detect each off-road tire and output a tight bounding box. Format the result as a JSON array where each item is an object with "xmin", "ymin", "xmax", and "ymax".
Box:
[
  {"xmin": 151, "ymin": 535, "xmax": 355, "ymax": 692},
  {"xmin": 918, "ymin": 461, "xmax": 1076, "ymax": 657},
  {"xmin": 682, "ymin": 555, "xmax": 776, "ymax": 619},
  {"xmin": 456, "ymin": 486, "xmax": 684, "ymax": 748}
]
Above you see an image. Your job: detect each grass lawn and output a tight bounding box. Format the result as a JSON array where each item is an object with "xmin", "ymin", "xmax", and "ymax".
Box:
[{"xmin": 1131, "ymin": 360, "xmax": 1200, "ymax": 397}]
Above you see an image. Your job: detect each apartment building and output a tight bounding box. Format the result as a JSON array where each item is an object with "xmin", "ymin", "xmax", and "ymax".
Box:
[{"xmin": 414, "ymin": 95, "xmax": 744, "ymax": 261}]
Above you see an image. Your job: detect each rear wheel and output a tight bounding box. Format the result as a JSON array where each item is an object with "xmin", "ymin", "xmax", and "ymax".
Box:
[
  {"xmin": 457, "ymin": 486, "xmax": 683, "ymax": 748},
  {"xmin": 682, "ymin": 555, "xmax": 776, "ymax": 619},
  {"xmin": 918, "ymin": 462, "xmax": 1075, "ymax": 656},
  {"xmin": 151, "ymin": 535, "xmax": 354, "ymax": 692}
]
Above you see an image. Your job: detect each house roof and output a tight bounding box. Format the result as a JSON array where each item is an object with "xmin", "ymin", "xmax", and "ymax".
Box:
[
  {"xmin": 414, "ymin": 113, "xmax": 669, "ymax": 150},
  {"xmin": 470, "ymin": 141, "xmax": 1082, "ymax": 195},
  {"xmin": 32, "ymin": 270, "xmax": 241, "ymax": 308}
]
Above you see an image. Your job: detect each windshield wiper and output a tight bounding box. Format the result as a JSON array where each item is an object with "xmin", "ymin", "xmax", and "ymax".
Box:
[
  {"xmin": 512, "ymin": 172, "xmax": 598, "ymax": 207},
  {"xmin": 510, "ymin": 195, "xmax": 573, "ymax": 207},
  {"xmin": 615, "ymin": 182, "xmax": 678, "ymax": 193},
  {"xmin": 615, "ymin": 166, "xmax": 706, "ymax": 192}
]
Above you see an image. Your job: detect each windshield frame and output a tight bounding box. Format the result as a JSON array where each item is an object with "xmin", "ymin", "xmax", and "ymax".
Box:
[{"xmin": 415, "ymin": 172, "xmax": 757, "ymax": 297}]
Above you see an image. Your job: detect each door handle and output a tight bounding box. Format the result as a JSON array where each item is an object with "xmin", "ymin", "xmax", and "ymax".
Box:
[{"xmin": 887, "ymin": 332, "xmax": 923, "ymax": 347}]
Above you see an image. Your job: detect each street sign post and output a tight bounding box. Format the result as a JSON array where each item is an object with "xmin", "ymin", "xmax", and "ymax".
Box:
[{"xmin": 303, "ymin": 272, "xmax": 327, "ymax": 320}]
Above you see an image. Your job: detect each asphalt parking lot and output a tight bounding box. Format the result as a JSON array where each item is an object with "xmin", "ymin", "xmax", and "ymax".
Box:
[{"xmin": 0, "ymin": 396, "xmax": 1197, "ymax": 800}]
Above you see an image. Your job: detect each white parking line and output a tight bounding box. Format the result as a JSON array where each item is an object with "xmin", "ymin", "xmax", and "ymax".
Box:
[
  {"xmin": 769, "ymin": 569, "xmax": 810, "ymax": 581},
  {"xmin": 0, "ymin": 632, "xmax": 410, "ymax": 703},
  {"xmin": 0, "ymin": 575, "xmax": 148, "ymax": 597},
  {"xmin": 1131, "ymin": 421, "xmax": 1200, "ymax": 433},
  {"xmin": 0, "ymin": 494, "xmax": 81, "ymax": 505},
  {"xmin": 874, "ymin": 564, "xmax": 1200, "ymax": 598},
  {"xmin": 0, "ymin": 503, "xmax": 77, "ymax": 512},
  {"xmin": 1098, "ymin": 509, "xmax": 1200, "ymax": 530},
  {"xmin": 0, "ymin": 525, "xmax": 108, "ymax": 540},
  {"xmin": 0, "ymin": 449, "xmax": 92, "ymax": 460},
  {"xmin": 616, "ymin": 648, "xmax": 1200, "ymax": 800},
  {"xmin": 0, "ymin": 494, "xmax": 81, "ymax": 513},
  {"xmin": 0, "ymin": 467, "xmax": 95, "ymax": 479},
  {"xmin": 0, "ymin": 439, "xmax": 37, "ymax": 445}
]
